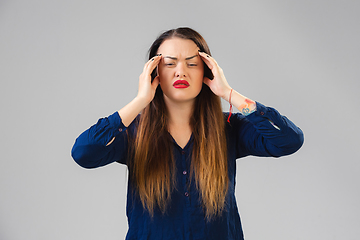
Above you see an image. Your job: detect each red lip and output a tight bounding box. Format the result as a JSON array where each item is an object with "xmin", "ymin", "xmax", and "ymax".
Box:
[{"xmin": 173, "ymin": 80, "xmax": 190, "ymax": 88}]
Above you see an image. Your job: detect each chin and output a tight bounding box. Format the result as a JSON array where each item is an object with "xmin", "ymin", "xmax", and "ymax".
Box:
[{"xmin": 163, "ymin": 93, "xmax": 197, "ymax": 103}]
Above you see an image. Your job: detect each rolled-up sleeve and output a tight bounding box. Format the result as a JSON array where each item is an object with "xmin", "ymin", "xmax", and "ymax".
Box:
[
  {"xmin": 230, "ymin": 102, "xmax": 304, "ymax": 158},
  {"xmin": 71, "ymin": 112, "xmax": 129, "ymax": 168}
]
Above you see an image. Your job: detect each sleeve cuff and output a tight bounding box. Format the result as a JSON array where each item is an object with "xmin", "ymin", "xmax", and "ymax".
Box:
[
  {"xmin": 108, "ymin": 111, "xmax": 127, "ymax": 135},
  {"xmin": 245, "ymin": 101, "xmax": 267, "ymax": 116},
  {"xmin": 253, "ymin": 101, "xmax": 268, "ymax": 116},
  {"xmin": 245, "ymin": 101, "xmax": 271, "ymax": 123}
]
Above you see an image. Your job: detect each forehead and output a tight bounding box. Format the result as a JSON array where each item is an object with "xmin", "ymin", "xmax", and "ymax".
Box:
[{"xmin": 157, "ymin": 37, "xmax": 199, "ymax": 57}]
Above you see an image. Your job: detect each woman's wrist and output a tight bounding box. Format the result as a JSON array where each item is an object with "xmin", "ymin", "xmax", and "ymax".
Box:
[
  {"xmin": 224, "ymin": 89, "xmax": 257, "ymax": 116},
  {"xmin": 221, "ymin": 86, "xmax": 233, "ymax": 103},
  {"xmin": 118, "ymin": 96, "xmax": 150, "ymax": 127},
  {"xmin": 134, "ymin": 95, "xmax": 152, "ymax": 109}
]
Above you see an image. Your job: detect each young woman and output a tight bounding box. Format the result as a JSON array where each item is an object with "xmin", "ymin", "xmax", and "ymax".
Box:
[{"xmin": 71, "ymin": 27, "xmax": 304, "ymax": 240}]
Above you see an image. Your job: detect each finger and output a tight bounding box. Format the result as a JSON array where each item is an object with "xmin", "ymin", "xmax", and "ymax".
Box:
[
  {"xmin": 145, "ymin": 55, "xmax": 162, "ymax": 74},
  {"xmin": 198, "ymin": 52, "xmax": 212, "ymax": 69},
  {"xmin": 143, "ymin": 58, "xmax": 153, "ymax": 71},
  {"xmin": 198, "ymin": 52, "xmax": 218, "ymax": 70},
  {"xmin": 198, "ymin": 52, "xmax": 221, "ymax": 78},
  {"xmin": 143, "ymin": 54, "xmax": 162, "ymax": 71}
]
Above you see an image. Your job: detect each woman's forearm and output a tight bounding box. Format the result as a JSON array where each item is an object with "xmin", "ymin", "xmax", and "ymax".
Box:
[
  {"xmin": 118, "ymin": 96, "xmax": 149, "ymax": 127},
  {"xmin": 104, "ymin": 97, "xmax": 149, "ymax": 147},
  {"xmin": 224, "ymin": 89, "xmax": 257, "ymax": 116}
]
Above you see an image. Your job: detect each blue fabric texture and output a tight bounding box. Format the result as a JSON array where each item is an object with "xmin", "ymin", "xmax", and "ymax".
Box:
[{"xmin": 71, "ymin": 102, "xmax": 304, "ymax": 240}]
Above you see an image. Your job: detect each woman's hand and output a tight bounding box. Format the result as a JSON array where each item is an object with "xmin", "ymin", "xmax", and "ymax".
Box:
[
  {"xmin": 199, "ymin": 52, "xmax": 232, "ymax": 102},
  {"xmin": 117, "ymin": 55, "xmax": 162, "ymax": 127},
  {"xmin": 199, "ymin": 52, "xmax": 257, "ymax": 115},
  {"xmin": 137, "ymin": 54, "xmax": 162, "ymax": 104}
]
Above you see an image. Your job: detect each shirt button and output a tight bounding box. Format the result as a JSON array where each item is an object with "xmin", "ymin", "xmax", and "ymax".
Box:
[
  {"xmin": 184, "ymin": 192, "xmax": 189, "ymax": 197},
  {"xmin": 260, "ymin": 112, "xmax": 265, "ymax": 115},
  {"xmin": 181, "ymin": 151, "xmax": 185, "ymax": 155},
  {"xmin": 183, "ymin": 170, "xmax": 187, "ymax": 175},
  {"xmin": 119, "ymin": 128, "xmax": 123, "ymax": 132}
]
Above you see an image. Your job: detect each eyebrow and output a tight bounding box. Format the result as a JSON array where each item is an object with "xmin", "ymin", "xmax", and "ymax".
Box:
[{"xmin": 163, "ymin": 54, "xmax": 198, "ymax": 60}]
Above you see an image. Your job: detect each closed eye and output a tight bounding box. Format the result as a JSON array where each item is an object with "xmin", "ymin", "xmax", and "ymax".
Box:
[{"xmin": 188, "ymin": 63, "xmax": 197, "ymax": 67}]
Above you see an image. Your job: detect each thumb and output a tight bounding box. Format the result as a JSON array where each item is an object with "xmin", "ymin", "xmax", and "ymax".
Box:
[
  {"xmin": 203, "ymin": 76, "xmax": 212, "ymax": 87},
  {"xmin": 152, "ymin": 76, "xmax": 160, "ymax": 88}
]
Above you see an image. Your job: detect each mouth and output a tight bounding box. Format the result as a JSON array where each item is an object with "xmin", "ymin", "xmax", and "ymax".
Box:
[{"xmin": 173, "ymin": 80, "xmax": 190, "ymax": 88}]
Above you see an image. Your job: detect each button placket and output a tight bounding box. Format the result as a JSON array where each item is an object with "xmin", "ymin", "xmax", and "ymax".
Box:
[{"xmin": 179, "ymin": 148, "xmax": 191, "ymax": 205}]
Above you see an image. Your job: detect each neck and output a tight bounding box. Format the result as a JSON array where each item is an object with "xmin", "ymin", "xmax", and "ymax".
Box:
[{"xmin": 164, "ymin": 96, "xmax": 195, "ymax": 128}]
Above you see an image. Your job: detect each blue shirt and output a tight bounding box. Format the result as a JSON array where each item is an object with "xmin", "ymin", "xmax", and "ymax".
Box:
[{"xmin": 71, "ymin": 102, "xmax": 304, "ymax": 240}]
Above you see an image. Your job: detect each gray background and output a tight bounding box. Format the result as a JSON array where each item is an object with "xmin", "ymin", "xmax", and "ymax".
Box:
[{"xmin": 1, "ymin": 0, "xmax": 359, "ymax": 239}]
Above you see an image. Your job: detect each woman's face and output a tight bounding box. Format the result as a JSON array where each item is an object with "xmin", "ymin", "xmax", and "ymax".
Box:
[{"xmin": 157, "ymin": 37, "xmax": 204, "ymax": 104}]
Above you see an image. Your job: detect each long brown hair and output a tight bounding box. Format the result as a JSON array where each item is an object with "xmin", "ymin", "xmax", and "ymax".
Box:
[{"xmin": 128, "ymin": 27, "xmax": 228, "ymax": 220}]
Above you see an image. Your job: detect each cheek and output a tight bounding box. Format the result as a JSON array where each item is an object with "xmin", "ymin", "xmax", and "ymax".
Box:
[
  {"xmin": 157, "ymin": 66, "xmax": 165, "ymax": 78},
  {"xmin": 194, "ymin": 68, "xmax": 204, "ymax": 82},
  {"xmin": 158, "ymin": 69, "xmax": 173, "ymax": 85},
  {"xmin": 192, "ymin": 71, "xmax": 204, "ymax": 91},
  {"xmin": 197, "ymin": 63, "xmax": 205, "ymax": 79}
]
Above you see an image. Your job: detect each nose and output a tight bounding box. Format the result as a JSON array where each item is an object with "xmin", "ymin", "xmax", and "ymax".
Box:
[{"xmin": 175, "ymin": 62, "xmax": 186, "ymax": 78}]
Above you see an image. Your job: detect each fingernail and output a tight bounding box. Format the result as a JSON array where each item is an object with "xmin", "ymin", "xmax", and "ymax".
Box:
[
  {"xmin": 159, "ymin": 53, "xmax": 162, "ymax": 56},
  {"xmin": 151, "ymin": 58, "xmax": 154, "ymax": 61},
  {"xmin": 207, "ymin": 55, "xmax": 210, "ymax": 58}
]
